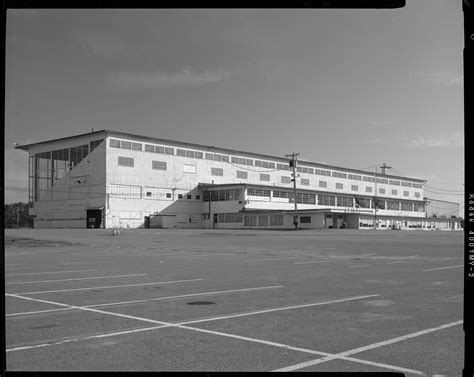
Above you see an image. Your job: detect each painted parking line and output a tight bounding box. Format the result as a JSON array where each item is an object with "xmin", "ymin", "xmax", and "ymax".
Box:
[
  {"xmin": 6, "ymin": 269, "xmax": 98, "ymax": 277},
  {"xmin": 6, "ymin": 292, "xmax": 423, "ymax": 375},
  {"xmin": 274, "ymin": 320, "xmax": 463, "ymax": 372},
  {"xmin": 247, "ymin": 257, "xmax": 306, "ymax": 262},
  {"xmin": 6, "ymin": 274, "xmax": 148, "ymax": 285},
  {"xmin": 349, "ymin": 265, "xmax": 371, "ymax": 268},
  {"xmin": 294, "ymin": 259, "xmax": 353, "ymax": 265},
  {"xmin": 423, "ymin": 265, "xmax": 463, "ymax": 272},
  {"xmin": 9, "ymin": 278, "xmax": 204, "ymax": 295},
  {"xmin": 7, "ymin": 285, "xmax": 283, "ymax": 317}
]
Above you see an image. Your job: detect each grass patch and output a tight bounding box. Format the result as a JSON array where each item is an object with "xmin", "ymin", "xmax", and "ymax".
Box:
[{"xmin": 5, "ymin": 236, "xmax": 80, "ymax": 248}]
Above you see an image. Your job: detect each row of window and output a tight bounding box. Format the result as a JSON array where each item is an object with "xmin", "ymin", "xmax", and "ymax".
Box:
[
  {"xmin": 109, "ymin": 184, "xmax": 201, "ymax": 201},
  {"xmin": 217, "ymin": 213, "xmax": 243, "ymax": 223},
  {"xmin": 203, "ymin": 189, "xmax": 242, "ymax": 202},
  {"xmin": 110, "ymin": 138, "xmax": 422, "ymax": 188},
  {"xmin": 244, "ymin": 214, "xmax": 284, "ymax": 227}
]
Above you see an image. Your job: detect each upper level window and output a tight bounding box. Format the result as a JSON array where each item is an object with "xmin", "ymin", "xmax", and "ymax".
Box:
[
  {"xmin": 415, "ymin": 192, "xmax": 421, "ymax": 198},
  {"xmin": 281, "ymin": 176, "xmax": 291, "ymax": 184},
  {"xmin": 120, "ymin": 141, "xmax": 132, "ymax": 150},
  {"xmin": 332, "ymin": 172, "xmax": 347, "ymax": 179},
  {"xmin": 336, "ymin": 183, "xmax": 343, "ymax": 189},
  {"xmin": 110, "ymin": 139, "xmax": 121, "ymax": 148},
  {"xmin": 131, "ymin": 142, "xmax": 142, "ymax": 151},
  {"xmin": 363, "ymin": 176, "xmax": 376, "ymax": 183},
  {"xmin": 237, "ymin": 171, "xmax": 248, "ymax": 179},
  {"xmin": 118, "ymin": 156, "xmax": 134, "ymax": 167},
  {"xmin": 365, "ymin": 186, "xmax": 372, "ymax": 193},
  {"xmin": 403, "ymin": 191, "xmax": 409, "ymax": 197},
  {"xmin": 260, "ymin": 173, "xmax": 270, "ymax": 181},
  {"xmin": 152, "ymin": 161, "xmax": 167, "ymax": 170},
  {"xmin": 177, "ymin": 149, "xmax": 186, "ymax": 157},
  {"xmin": 379, "ymin": 188, "xmax": 386, "ymax": 194},
  {"xmin": 165, "ymin": 147, "xmax": 174, "ymax": 155},
  {"xmin": 392, "ymin": 189, "xmax": 398, "ymax": 195},
  {"xmin": 301, "ymin": 178, "xmax": 310, "ymax": 186},
  {"xmin": 211, "ymin": 167, "xmax": 224, "ymax": 176},
  {"xmin": 319, "ymin": 181, "xmax": 328, "ymax": 188},
  {"xmin": 351, "ymin": 185, "xmax": 358, "ymax": 191}
]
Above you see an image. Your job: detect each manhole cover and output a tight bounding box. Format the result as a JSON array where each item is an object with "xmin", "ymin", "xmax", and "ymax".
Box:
[{"xmin": 186, "ymin": 301, "xmax": 215, "ymax": 305}]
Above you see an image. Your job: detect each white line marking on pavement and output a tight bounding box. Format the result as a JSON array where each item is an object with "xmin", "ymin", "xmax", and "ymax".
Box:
[
  {"xmin": 6, "ymin": 292, "xmax": 423, "ymax": 375},
  {"xmin": 6, "ymin": 325, "xmax": 168, "ymax": 352},
  {"xmin": 9, "ymin": 278, "xmax": 203, "ymax": 295},
  {"xmin": 6, "ymin": 269, "xmax": 98, "ymax": 276},
  {"xmin": 386, "ymin": 261, "xmax": 412, "ymax": 265},
  {"xmin": 246, "ymin": 257, "xmax": 304, "ymax": 262},
  {"xmin": 6, "ymin": 274, "xmax": 148, "ymax": 285},
  {"xmin": 294, "ymin": 259, "xmax": 352, "ymax": 265},
  {"xmin": 349, "ymin": 265, "xmax": 371, "ymax": 268},
  {"xmin": 423, "ymin": 265, "xmax": 463, "ymax": 272},
  {"xmin": 274, "ymin": 320, "xmax": 463, "ymax": 372},
  {"xmin": 180, "ymin": 294, "xmax": 380, "ymax": 325},
  {"xmin": 6, "ymin": 285, "xmax": 283, "ymax": 317}
]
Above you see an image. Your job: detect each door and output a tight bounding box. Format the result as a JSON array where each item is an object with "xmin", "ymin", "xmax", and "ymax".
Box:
[{"xmin": 86, "ymin": 210, "xmax": 102, "ymax": 229}]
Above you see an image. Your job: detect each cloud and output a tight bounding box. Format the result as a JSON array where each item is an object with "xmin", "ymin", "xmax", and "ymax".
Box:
[
  {"xmin": 406, "ymin": 132, "xmax": 463, "ymax": 148},
  {"xmin": 421, "ymin": 71, "xmax": 462, "ymax": 87},
  {"xmin": 105, "ymin": 69, "xmax": 231, "ymax": 90}
]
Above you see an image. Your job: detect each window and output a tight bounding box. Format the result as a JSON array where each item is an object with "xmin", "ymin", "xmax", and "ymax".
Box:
[
  {"xmin": 177, "ymin": 149, "xmax": 186, "ymax": 157},
  {"xmin": 214, "ymin": 154, "xmax": 222, "ymax": 162},
  {"xmin": 231, "ymin": 156, "xmax": 238, "ymax": 163},
  {"xmin": 165, "ymin": 147, "xmax": 174, "ymax": 155},
  {"xmin": 401, "ymin": 181, "xmax": 412, "ymax": 187},
  {"xmin": 195, "ymin": 151, "xmax": 203, "ymax": 159},
  {"xmin": 118, "ymin": 156, "xmax": 134, "ymax": 167},
  {"xmin": 187, "ymin": 194, "xmax": 192, "ymax": 200},
  {"xmin": 196, "ymin": 195, "xmax": 201, "ymax": 200},
  {"xmin": 354, "ymin": 196, "xmax": 370, "ymax": 208},
  {"xmin": 219, "ymin": 190, "xmax": 226, "ymax": 201},
  {"xmin": 391, "ymin": 189, "xmax": 398, "ymax": 195},
  {"xmin": 318, "ymin": 195, "xmax": 336, "ymax": 206},
  {"xmin": 222, "ymin": 155, "xmax": 229, "ymax": 162},
  {"xmin": 379, "ymin": 188, "xmax": 386, "ymax": 194},
  {"xmin": 211, "ymin": 167, "xmax": 224, "ymax": 176},
  {"xmin": 260, "ymin": 173, "xmax": 270, "ymax": 181},
  {"xmin": 415, "ymin": 192, "xmax": 420, "ymax": 198},
  {"xmin": 155, "ymin": 146, "xmax": 165, "ymax": 154},
  {"xmin": 144, "ymin": 187, "xmax": 172, "ymax": 201},
  {"xmin": 145, "ymin": 144, "xmax": 154, "ymax": 152},
  {"xmin": 183, "ymin": 164, "xmax": 196, "ymax": 174},
  {"xmin": 348, "ymin": 174, "xmax": 362, "ymax": 180},
  {"xmin": 131, "ymin": 142, "xmax": 142, "ymax": 151},
  {"xmin": 281, "ymin": 176, "xmax": 291, "ymax": 184},
  {"xmin": 300, "ymin": 216, "xmax": 311, "ymax": 224},
  {"xmin": 90, "ymin": 139, "xmax": 103, "ymax": 152},
  {"xmin": 237, "ymin": 171, "xmax": 248, "ymax": 179},
  {"xmin": 120, "ymin": 141, "xmax": 132, "ymax": 150},
  {"xmin": 166, "ymin": 193, "xmax": 172, "ymax": 198},
  {"xmin": 376, "ymin": 178, "xmax": 388, "ymax": 184},
  {"xmin": 366, "ymin": 187, "xmax": 372, "ymax": 193},
  {"xmin": 337, "ymin": 197, "xmax": 353, "ymax": 207},
  {"xmin": 246, "ymin": 159, "xmax": 253, "ymax": 166},
  {"xmin": 70, "ymin": 145, "xmax": 89, "ymax": 167},
  {"xmin": 412, "ymin": 183, "xmax": 423, "ymax": 189},
  {"xmin": 386, "ymin": 201, "xmax": 399, "ymax": 210},
  {"xmin": 363, "ymin": 176, "xmax": 376, "ymax": 183},
  {"xmin": 258, "ymin": 215, "xmax": 269, "ymax": 227},
  {"xmin": 185, "ymin": 150, "xmax": 195, "ymax": 158},
  {"xmin": 336, "ymin": 183, "xmax": 343, "ymax": 190},
  {"xmin": 178, "ymin": 194, "xmax": 183, "ymax": 199},
  {"xmin": 315, "ymin": 169, "xmax": 331, "ymax": 176},
  {"xmin": 403, "ymin": 191, "xmax": 409, "ymax": 197},
  {"xmin": 414, "ymin": 203, "xmax": 425, "ymax": 212},
  {"xmin": 332, "ymin": 171, "xmax": 347, "ymax": 178},
  {"xmin": 109, "ymin": 184, "xmax": 141, "ymax": 198},
  {"xmin": 205, "ymin": 153, "xmax": 214, "ymax": 160},
  {"xmin": 301, "ymin": 178, "xmax": 310, "ymax": 186},
  {"xmin": 203, "ymin": 191, "xmax": 210, "ymax": 202},
  {"xmin": 110, "ymin": 139, "xmax": 121, "ymax": 148},
  {"xmin": 351, "ymin": 185, "xmax": 358, "ymax": 191},
  {"xmin": 319, "ymin": 181, "xmax": 328, "ymax": 188},
  {"xmin": 152, "ymin": 161, "xmax": 167, "ymax": 170},
  {"xmin": 270, "ymin": 214, "xmax": 284, "ymax": 226},
  {"xmin": 245, "ymin": 215, "xmax": 257, "ymax": 226},
  {"xmin": 401, "ymin": 202, "xmax": 413, "ymax": 211},
  {"xmin": 372, "ymin": 198, "xmax": 385, "ymax": 209},
  {"xmin": 389, "ymin": 180, "xmax": 400, "ymax": 186}
]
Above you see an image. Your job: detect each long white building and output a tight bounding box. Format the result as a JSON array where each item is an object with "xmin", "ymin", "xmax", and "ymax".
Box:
[{"xmin": 16, "ymin": 130, "xmax": 461, "ymax": 230}]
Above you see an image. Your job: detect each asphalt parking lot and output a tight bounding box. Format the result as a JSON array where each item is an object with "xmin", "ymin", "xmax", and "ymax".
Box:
[{"xmin": 4, "ymin": 228, "xmax": 463, "ymax": 375}]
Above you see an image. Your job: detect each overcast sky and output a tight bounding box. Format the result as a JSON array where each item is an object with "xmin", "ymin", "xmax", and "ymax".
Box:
[{"xmin": 5, "ymin": 3, "xmax": 464, "ymax": 214}]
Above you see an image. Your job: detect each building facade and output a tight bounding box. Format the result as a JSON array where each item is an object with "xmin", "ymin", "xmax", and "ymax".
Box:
[{"xmin": 16, "ymin": 130, "xmax": 461, "ymax": 230}]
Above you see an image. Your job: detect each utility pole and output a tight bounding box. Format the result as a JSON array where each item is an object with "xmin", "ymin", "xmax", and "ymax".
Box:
[
  {"xmin": 374, "ymin": 166, "xmax": 378, "ymax": 230},
  {"xmin": 286, "ymin": 152, "xmax": 299, "ymax": 230}
]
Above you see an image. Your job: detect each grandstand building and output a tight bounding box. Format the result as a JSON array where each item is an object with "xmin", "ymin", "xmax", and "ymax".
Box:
[{"xmin": 15, "ymin": 130, "xmax": 461, "ymax": 230}]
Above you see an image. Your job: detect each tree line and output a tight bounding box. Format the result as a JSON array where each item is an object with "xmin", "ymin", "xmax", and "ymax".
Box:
[{"xmin": 4, "ymin": 202, "xmax": 34, "ymax": 228}]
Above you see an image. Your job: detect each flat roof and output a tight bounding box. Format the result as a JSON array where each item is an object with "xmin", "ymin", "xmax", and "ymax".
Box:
[{"xmin": 15, "ymin": 129, "xmax": 425, "ymax": 183}]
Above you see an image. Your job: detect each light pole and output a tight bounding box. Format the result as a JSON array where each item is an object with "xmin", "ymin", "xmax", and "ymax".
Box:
[{"xmin": 286, "ymin": 153, "xmax": 299, "ymax": 230}]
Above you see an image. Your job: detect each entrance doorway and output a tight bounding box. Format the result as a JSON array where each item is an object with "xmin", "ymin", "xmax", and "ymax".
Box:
[{"xmin": 87, "ymin": 209, "xmax": 102, "ymax": 228}]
